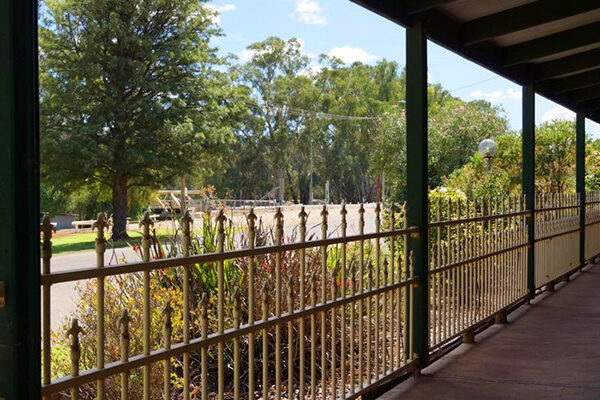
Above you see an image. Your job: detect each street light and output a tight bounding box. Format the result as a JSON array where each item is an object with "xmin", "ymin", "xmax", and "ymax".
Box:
[{"xmin": 478, "ymin": 138, "xmax": 498, "ymax": 173}]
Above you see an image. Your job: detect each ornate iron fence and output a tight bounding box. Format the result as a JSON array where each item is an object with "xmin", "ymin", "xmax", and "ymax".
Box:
[
  {"xmin": 585, "ymin": 191, "xmax": 600, "ymax": 260},
  {"xmin": 428, "ymin": 196, "xmax": 529, "ymax": 350},
  {"xmin": 534, "ymin": 193, "xmax": 580, "ymax": 288},
  {"xmin": 40, "ymin": 192, "xmax": 595, "ymax": 399},
  {"xmin": 41, "ymin": 204, "xmax": 417, "ymax": 400}
]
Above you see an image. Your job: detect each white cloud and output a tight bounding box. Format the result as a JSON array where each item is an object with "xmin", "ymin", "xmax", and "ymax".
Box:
[
  {"xmin": 328, "ymin": 46, "xmax": 378, "ymax": 64},
  {"xmin": 206, "ymin": 4, "xmax": 236, "ymax": 25},
  {"xmin": 541, "ymin": 105, "xmax": 576, "ymax": 123},
  {"xmin": 293, "ymin": 0, "xmax": 327, "ymax": 25},
  {"xmin": 506, "ymin": 88, "xmax": 522, "ymax": 100},
  {"xmin": 470, "ymin": 88, "xmax": 522, "ymax": 104}
]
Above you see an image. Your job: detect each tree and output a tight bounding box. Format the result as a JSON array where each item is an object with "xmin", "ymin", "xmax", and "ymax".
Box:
[
  {"xmin": 428, "ymin": 99, "xmax": 508, "ymax": 188},
  {"xmin": 233, "ymin": 37, "xmax": 312, "ymax": 202},
  {"xmin": 314, "ymin": 59, "xmax": 405, "ymax": 202},
  {"xmin": 534, "ymin": 120, "xmax": 576, "ymax": 192},
  {"xmin": 40, "ymin": 0, "xmax": 247, "ymax": 237},
  {"xmin": 444, "ymin": 120, "xmax": 584, "ymax": 197}
]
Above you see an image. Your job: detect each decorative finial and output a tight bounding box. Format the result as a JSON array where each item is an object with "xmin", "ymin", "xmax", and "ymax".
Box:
[
  {"xmin": 247, "ymin": 208, "xmax": 257, "ymax": 230},
  {"xmin": 41, "ymin": 214, "xmax": 56, "ymax": 236},
  {"xmin": 180, "ymin": 209, "xmax": 193, "ymax": 231},
  {"xmin": 93, "ymin": 212, "xmax": 109, "ymax": 232},
  {"xmin": 66, "ymin": 318, "xmax": 83, "ymax": 376},
  {"xmin": 138, "ymin": 211, "xmax": 154, "ymax": 229}
]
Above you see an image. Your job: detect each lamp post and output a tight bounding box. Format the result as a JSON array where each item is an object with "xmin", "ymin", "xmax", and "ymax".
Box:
[{"xmin": 478, "ymin": 138, "xmax": 498, "ymax": 173}]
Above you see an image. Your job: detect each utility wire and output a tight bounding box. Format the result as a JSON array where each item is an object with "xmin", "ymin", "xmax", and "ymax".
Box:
[
  {"xmin": 239, "ymin": 76, "xmax": 499, "ymax": 121},
  {"xmin": 449, "ymin": 76, "xmax": 498, "ymax": 93}
]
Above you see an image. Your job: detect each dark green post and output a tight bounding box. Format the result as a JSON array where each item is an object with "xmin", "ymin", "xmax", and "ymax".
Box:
[
  {"xmin": 522, "ymin": 83, "xmax": 535, "ymax": 298},
  {"xmin": 406, "ymin": 17, "xmax": 429, "ymax": 368},
  {"xmin": 0, "ymin": 0, "xmax": 41, "ymax": 399},
  {"xmin": 576, "ymin": 113, "xmax": 586, "ymax": 266}
]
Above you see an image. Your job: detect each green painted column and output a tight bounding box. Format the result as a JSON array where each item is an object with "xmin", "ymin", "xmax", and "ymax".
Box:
[
  {"xmin": 576, "ymin": 113, "xmax": 586, "ymax": 265},
  {"xmin": 406, "ymin": 17, "xmax": 429, "ymax": 368},
  {"xmin": 0, "ymin": 0, "xmax": 41, "ymax": 398},
  {"xmin": 522, "ymin": 83, "xmax": 535, "ymax": 298}
]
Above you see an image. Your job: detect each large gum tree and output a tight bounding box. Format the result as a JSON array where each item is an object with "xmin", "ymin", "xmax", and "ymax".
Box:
[{"xmin": 40, "ymin": 0, "xmax": 247, "ymax": 238}]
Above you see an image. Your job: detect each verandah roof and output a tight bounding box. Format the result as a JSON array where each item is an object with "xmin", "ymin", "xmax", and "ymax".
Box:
[{"xmin": 351, "ymin": 0, "xmax": 600, "ymax": 124}]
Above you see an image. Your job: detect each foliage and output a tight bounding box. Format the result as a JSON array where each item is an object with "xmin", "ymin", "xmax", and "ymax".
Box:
[
  {"xmin": 41, "ymin": 181, "xmax": 155, "ymax": 221},
  {"xmin": 40, "ymin": 0, "xmax": 249, "ymax": 236},
  {"xmin": 428, "ymin": 100, "xmax": 508, "ymax": 189},
  {"xmin": 444, "ymin": 153, "xmax": 514, "ymax": 198},
  {"xmin": 445, "ymin": 120, "xmax": 588, "ymax": 196},
  {"xmin": 534, "ymin": 120, "xmax": 576, "ymax": 192},
  {"xmin": 213, "ymin": 43, "xmax": 509, "ymax": 204},
  {"xmin": 586, "ymin": 140, "xmax": 600, "ymax": 191}
]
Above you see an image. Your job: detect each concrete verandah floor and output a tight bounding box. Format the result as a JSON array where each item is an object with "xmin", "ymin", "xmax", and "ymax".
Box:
[{"xmin": 382, "ymin": 264, "xmax": 600, "ymax": 400}]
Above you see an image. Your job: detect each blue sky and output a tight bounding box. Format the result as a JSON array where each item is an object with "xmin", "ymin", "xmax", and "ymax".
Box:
[{"xmin": 208, "ymin": 0, "xmax": 600, "ymax": 137}]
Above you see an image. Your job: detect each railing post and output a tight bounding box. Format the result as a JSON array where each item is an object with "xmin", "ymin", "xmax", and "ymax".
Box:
[
  {"xmin": 577, "ymin": 112, "xmax": 586, "ymax": 267},
  {"xmin": 522, "ymin": 82, "xmax": 536, "ymax": 299},
  {"xmin": 93, "ymin": 212, "xmax": 109, "ymax": 400},
  {"xmin": 139, "ymin": 212, "xmax": 153, "ymax": 400},
  {"xmin": 0, "ymin": 0, "xmax": 40, "ymax": 399},
  {"xmin": 406, "ymin": 16, "xmax": 429, "ymax": 368}
]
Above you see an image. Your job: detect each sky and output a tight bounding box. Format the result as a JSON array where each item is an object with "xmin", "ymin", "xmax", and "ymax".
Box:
[{"xmin": 207, "ymin": 0, "xmax": 600, "ymax": 137}]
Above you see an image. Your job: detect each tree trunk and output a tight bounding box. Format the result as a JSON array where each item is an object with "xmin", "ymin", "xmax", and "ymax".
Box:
[
  {"xmin": 277, "ymin": 169, "xmax": 285, "ymax": 204},
  {"xmin": 112, "ymin": 173, "xmax": 129, "ymax": 239},
  {"xmin": 375, "ymin": 175, "xmax": 382, "ymax": 203}
]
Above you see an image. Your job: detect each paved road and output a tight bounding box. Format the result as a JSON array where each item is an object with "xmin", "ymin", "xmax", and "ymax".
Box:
[
  {"xmin": 46, "ymin": 247, "xmax": 140, "ymax": 329},
  {"xmin": 46, "ymin": 204, "xmax": 380, "ymax": 330}
]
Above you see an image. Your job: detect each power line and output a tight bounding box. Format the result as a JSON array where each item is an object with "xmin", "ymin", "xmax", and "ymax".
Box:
[
  {"xmin": 449, "ymin": 76, "xmax": 498, "ymax": 93},
  {"xmin": 241, "ymin": 76, "xmax": 500, "ymax": 121}
]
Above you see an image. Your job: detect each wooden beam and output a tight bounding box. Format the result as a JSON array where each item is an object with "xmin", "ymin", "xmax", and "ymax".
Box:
[
  {"xmin": 404, "ymin": 0, "xmax": 458, "ymax": 15},
  {"xmin": 503, "ymin": 22, "xmax": 600, "ymax": 67},
  {"xmin": 590, "ymin": 115, "xmax": 600, "ymax": 125},
  {"xmin": 569, "ymin": 84, "xmax": 600, "ymax": 104},
  {"xmin": 554, "ymin": 70, "xmax": 600, "ymax": 94},
  {"xmin": 582, "ymin": 98, "xmax": 600, "ymax": 113},
  {"xmin": 462, "ymin": 0, "xmax": 600, "ymax": 46},
  {"xmin": 349, "ymin": 0, "xmax": 404, "ymax": 26},
  {"xmin": 535, "ymin": 48, "xmax": 600, "ymax": 82},
  {"xmin": 353, "ymin": 1, "xmax": 600, "ymax": 129}
]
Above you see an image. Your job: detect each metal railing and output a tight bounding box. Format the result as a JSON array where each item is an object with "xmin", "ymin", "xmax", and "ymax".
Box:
[
  {"xmin": 41, "ymin": 205, "xmax": 417, "ymax": 400},
  {"xmin": 40, "ymin": 192, "xmax": 597, "ymax": 399},
  {"xmin": 534, "ymin": 193, "xmax": 581, "ymax": 288},
  {"xmin": 428, "ymin": 196, "xmax": 529, "ymax": 350},
  {"xmin": 585, "ymin": 191, "xmax": 600, "ymax": 260}
]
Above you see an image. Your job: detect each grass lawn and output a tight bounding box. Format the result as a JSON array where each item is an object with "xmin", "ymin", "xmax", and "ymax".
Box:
[{"xmin": 51, "ymin": 229, "xmax": 173, "ymax": 255}]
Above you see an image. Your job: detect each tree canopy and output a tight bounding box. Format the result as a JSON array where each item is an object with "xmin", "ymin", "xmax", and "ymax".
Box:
[
  {"xmin": 40, "ymin": 0, "xmax": 248, "ymax": 236},
  {"xmin": 444, "ymin": 120, "xmax": 600, "ymax": 198},
  {"xmin": 207, "ymin": 41, "xmax": 510, "ymax": 205}
]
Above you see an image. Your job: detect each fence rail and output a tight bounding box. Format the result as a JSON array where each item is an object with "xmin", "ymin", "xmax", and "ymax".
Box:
[
  {"xmin": 41, "ymin": 205, "xmax": 416, "ymax": 400},
  {"xmin": 40, "ymin": 192, "xmax": 597, "ymax": 399},
  {"xmin": 586, "ymin": 192, "xmax": 600, "ymax": 260},
  {"xmin": 534, "ymin": 193, "xmax": 580, "ymax": 288},
  {"xmin": 428, "ymin": 196, "xmax": 528, "ymax": 350}
]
